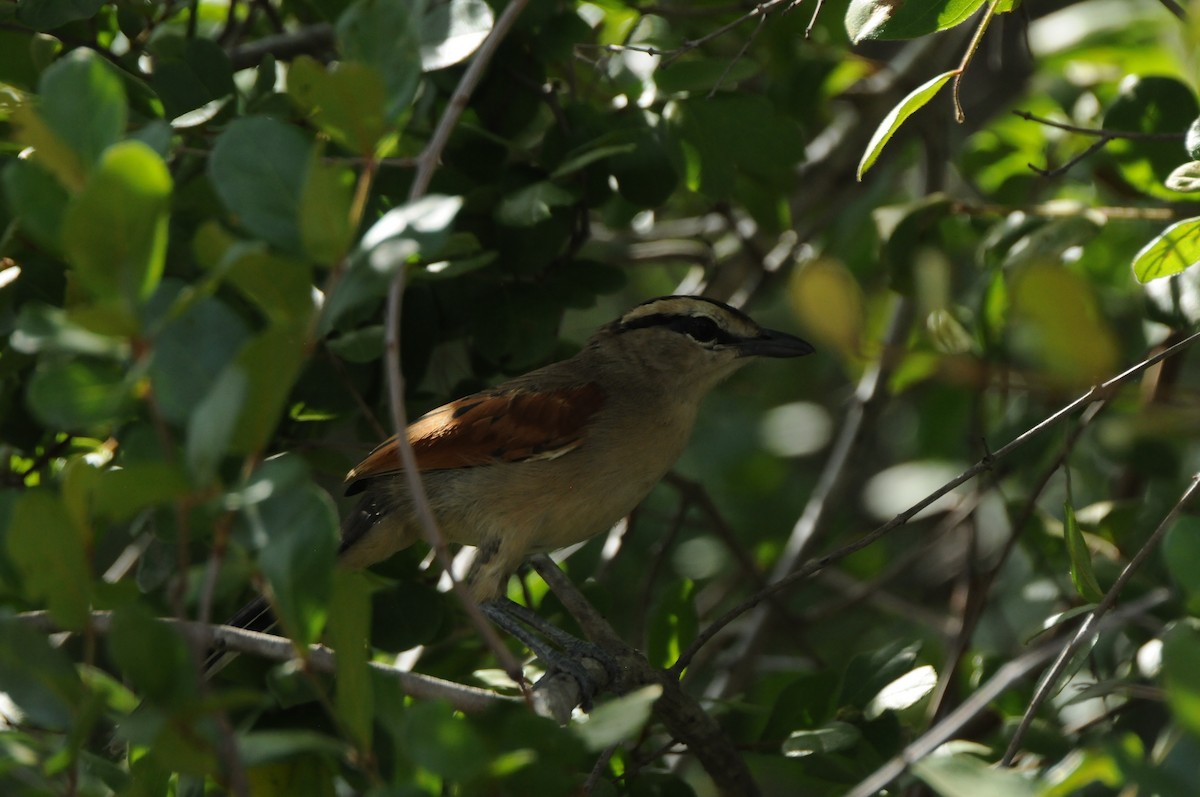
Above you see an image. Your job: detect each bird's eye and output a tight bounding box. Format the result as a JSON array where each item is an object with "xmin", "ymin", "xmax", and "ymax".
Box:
[{"xmin": 672, "ymin": 315, "xmax": 723, "ymax": 344}]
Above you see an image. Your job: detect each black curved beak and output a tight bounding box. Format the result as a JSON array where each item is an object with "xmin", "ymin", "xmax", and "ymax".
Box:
[{"xmin": 736, "ymin": 328, "xmax": 815, "ymax": 358}]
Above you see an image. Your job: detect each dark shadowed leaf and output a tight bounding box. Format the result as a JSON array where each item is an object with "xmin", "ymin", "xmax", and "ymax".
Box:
[
  {"xmin": 208, "ymin": 116, "xmax": 312, "ymax": 253},
  {"xmin": 107, "ymin": 605, "xmax": 196, "ymax": 706},
  {"xmin": 0, "ymin": 615, "xmax": 85, "ymax": 730},
  {"xmin": 254, "ymin": 482, "xmax": 339, "ymax": 648},
  {"xmin": 337, "ymin": 0, "xmax": 423, "ymax": 121},
  {"xmin": 7, "ymin": 490, "xmax": 91, "ymax": 630}
]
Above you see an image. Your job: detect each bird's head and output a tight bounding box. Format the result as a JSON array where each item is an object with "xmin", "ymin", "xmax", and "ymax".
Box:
[{"xmin": 591, "ymin": 295, "xmax": 814, "ymax": 393}]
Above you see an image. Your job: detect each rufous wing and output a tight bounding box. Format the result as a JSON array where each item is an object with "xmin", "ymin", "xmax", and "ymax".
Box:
[{"xmin": 344, "ymin": 382, "xmax": 606, "ymax": 492}]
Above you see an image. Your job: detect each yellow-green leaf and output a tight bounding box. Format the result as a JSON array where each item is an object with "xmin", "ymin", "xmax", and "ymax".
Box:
[{"xmin": 858, "ymin": 70, "xmax": 956, "ymax": 180}]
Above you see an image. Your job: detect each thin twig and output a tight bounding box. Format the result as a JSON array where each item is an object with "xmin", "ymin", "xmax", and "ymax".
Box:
[
  {"xmin": 16, "ymin": 610, "xmax": 513, "ymax": 714},
  {"xmin": 673, "ymin": 328, "xmax": 1200, "ymax": 674},
  {"xmin": 1156, "ymin": 0, "xmax": 1187, "ymax": 20},
  {"xmin": 1000, "ymin": 474, "xmax": 1200, "ymax": 765},
  {"xmin": 384, "ymin": 0, "xmax": 533, "ymax": 691},
  {"xmin": 1013, "ymin": 109, "xmax": 1186, "ymax": 140},
  {"xmin": 951, "ymin": 0, "xmax": 1002, "ymax": 122}
]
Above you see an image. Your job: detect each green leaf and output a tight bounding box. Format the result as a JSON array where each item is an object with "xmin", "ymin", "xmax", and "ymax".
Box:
[
  {"xmin": 33, "ymin": 47, "xmax": 125, "ymax": 170},
  {"xmin": 107, "ymin": 606, "xmax": 196, "ymax": 706},
  {"xmin": 1162, "ymin": 621, "xmax": 1200, "ymax": 739},
  {"xmin": 572, "ymin": 685, "xmax": 663, "ymax": 752},
  {"xmin": 654, "ymin": 58, "xmax": 760, "ymax": 94},
  {"xmin": 0, "ymin": 615, "xmax": 85, "ymax": 731},
  {"xmin": 875, "ymin": 194, "xmax": 954, "ymax": 294},
  {"xmin": 16, "ymin": 0, "xmax": 106, "ymax": 31},
  {"xmin": 646, "ymin": 580, "xmax": 697, "ymax": 669},
  {"xmin": 2, "ymin": 158, "xmax": 70, "ymax": 250},
  {"xmin": 148, "ymin": 296, "xmax": 251, "ymax": 424},
  {"xmin": 10, "ymin": 303, "xmax": 128, "ymax": 358},
  {"xmin": 550, "ymin": 142, "xmax": 637, "ymax": 181},
  {"xmin": 1133, "ymin": 217, "xmax": 1200, "ymax": 282},
  {"xmin": 299, "ymin": 156, "xmax": 355, "ymax": 264},
  {"xmin": 0, "ymin": 30, "xmax": 44, "ymax": 90},
  {"xmin": 838, "ymin": 641, "xmax": 920, "ymax": 708},
  {"xmin": 238, "ymin": 730, "xmax": 349, "ymax": 768},
  {"xmin": 227, "ymin": 325, "xmax": 309, "ymax": 455},
  {"xmin": 208, "ymin": 116, "xmax": 312, "ymax": 253},
  {"xmin": 858, "ymin": 70, "xmax": 956, "ymax": 180},
  {"xmin": 329, "ymin": 571, "xmax": 373, "ymax": 748},
  {"xmin": 324, "ymin": 194, "xmax": 462, "ymax": 332},
  {"xmin": 846, "ymin": 0, "xmax": 988, "ymax": 42},
  {"xmin": 1163, "ymin": 517, "xmax": 1200, "ymax": 608},
  {"xmin": 670, "ymin": 93, "xmax": 805, "ymax": 197},
  {"xmin": 337, "ymin": 0, "xmax": 423, "ymax": 122},
  {"xmin": 7, "ymin": 490, "xmax": 91, "ymax": 630},
  {"xmin": 1104, "ymin": 76, "xmax": 1199, "ymax": 200},
  {"xmin": 1009, "ymin": 262, "xmax": 1118, "ymax": 387},
  {"xmin": 1064, "ymin": 502, "xmax": 1105, "ymax": 603},
  {"xmin": 93, "ymin": 463, "xmax": 191, "ymax": 521},
  {"xmin": 402, "ymin": 700, "xmax": 489, "ymax": 779},
  {"xmin": 253, "ymin": 483, "xmax": 339, "ymax": 648},
  {"xmin": 495, "ymin": 181, "xmax": 577, "ymax": 227},
  {"xmin": 287, "ymin": 56, "xmax": 390, "ymax": 156},
  {"xmin": 61, "ymin": 141, "xmax": 172, "ymax": 313},
  {"xmin": 213, "ymin": 244, "xmax": 316, "ymax": 326},
  {"xmin": 185, "ymin": 365, "xmax": 247, "ymax": 486},
  {"xmin": 912, "ymin": 746, "xmax": 1040, "ymax": 797},
  {"xmin": 149, "ymin": 36, "xmax": 235, "ymax": 120},
  {"xmin": 782, "ymin": 721, "xmax": 862, "ymax": 757},
  {"xmin": 26, "ymin": 357, "xmax": 132, "ymax": 430},
  {"xmin": 420, "ymin": 0, "xmax": 494, "ymax": 71}
]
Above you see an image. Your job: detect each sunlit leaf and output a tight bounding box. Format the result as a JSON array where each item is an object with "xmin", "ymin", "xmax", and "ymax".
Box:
[
  {"xmin": 420, "ymin": 0, "xmax": 493, "ymax": 71},
  {"xmin": 208, "ymin": 116, "xmax": 312, "ymax": 253},
  {"xmin": 572, "ymin": 685, "xmax": 662, "ymax": 752},
  {"xmin": 913, "ymin": 746, "xmax": 1041, "ymax": 797},
  {"xmin": 846, "ymin": 0, "xmax": 988, "ymax": 42},
  {"xmin": 61, "ymin": 141, "xmax": 171, "ymax": 312},
  {"xmin": 1132, "ymin": 217, "xmax": 1200, "ymax": 283},
  {"xmin": 858, "ymin": 70, "xmax": 956, "ymax": 179},
  {"xmin": 782, "ymin": 721, "xmax": 862, "ymax": 757}
]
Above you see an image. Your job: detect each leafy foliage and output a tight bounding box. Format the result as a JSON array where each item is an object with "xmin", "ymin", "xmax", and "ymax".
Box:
[{"xmin": 2, "ymin": 0, "xmax": 1200, "ymax": 795}]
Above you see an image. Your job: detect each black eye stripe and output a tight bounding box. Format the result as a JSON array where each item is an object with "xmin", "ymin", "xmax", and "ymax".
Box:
[{"xmin": 619, "ymin": 313, "xmax": 737, "ymax": 345}]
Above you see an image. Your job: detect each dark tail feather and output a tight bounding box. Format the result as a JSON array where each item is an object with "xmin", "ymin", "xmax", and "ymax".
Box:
[{"xmin": 203, "ymin": 595, "xmax": 277, "ymax": 676}]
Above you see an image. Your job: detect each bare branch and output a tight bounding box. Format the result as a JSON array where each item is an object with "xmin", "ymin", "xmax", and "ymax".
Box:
[{"xmin": 17, "ymin": 610, "xmax": 514, "ymax": 714}]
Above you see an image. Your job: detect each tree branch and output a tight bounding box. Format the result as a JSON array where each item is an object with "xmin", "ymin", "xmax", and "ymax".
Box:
[{"xmin": 17, "ymin": 610, "xmax": 514, "ymax": 714}]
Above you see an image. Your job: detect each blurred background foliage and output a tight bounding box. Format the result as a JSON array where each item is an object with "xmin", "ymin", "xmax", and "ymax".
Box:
[{"xmin": 2, "ymin": 0, "xmax": 1200, "ymax": 794}]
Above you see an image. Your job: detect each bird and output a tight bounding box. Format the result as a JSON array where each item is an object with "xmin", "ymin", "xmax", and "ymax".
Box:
[{"xmin": 215, "ymin": 295, "xmax": 814, "ymax": 695}]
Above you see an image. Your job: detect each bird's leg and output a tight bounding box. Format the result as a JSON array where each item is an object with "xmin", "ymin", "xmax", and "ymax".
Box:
[{"xmin": 480, "ymin": 598, "xmax": 618, "ymax": 710}]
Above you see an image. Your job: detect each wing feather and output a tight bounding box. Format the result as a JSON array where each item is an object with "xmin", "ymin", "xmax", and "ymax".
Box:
[{"xmin": 344, "ymin": 383, "xmax": 606, "ymax": 492}]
